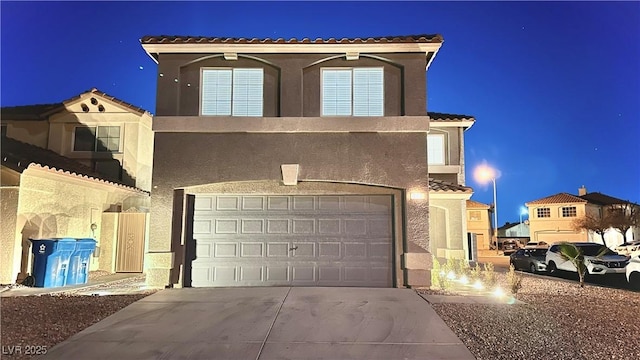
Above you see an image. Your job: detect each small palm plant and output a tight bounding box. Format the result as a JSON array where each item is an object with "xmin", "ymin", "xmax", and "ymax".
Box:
[{"xmin": 557, "ymin": 242, "xmax": 608, "ymax": 288}]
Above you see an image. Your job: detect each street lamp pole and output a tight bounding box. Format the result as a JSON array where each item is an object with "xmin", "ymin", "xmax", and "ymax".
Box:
[{"xmin": 491, "ymin": 177, "xmax": 498, "ymax": 254}]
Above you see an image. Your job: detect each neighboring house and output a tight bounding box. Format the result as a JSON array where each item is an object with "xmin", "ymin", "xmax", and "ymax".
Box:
[
  {"xmin": 525, "ymin": 186, "xmax": 638, "ymax": 247},
  {"xmin": 0, "ymin": 89, "xmax": 153, "ymax": 284},
  {"xmin": 140, "ymin": 34, "xmax": 476, "ymax": 289},
  {"xmin": 1, "ymin": 88, "xmax": 154, "ymax": 192},
  {"xmin": 465, "ymin": 199, "xmax": 492, "ymax": 251},
  {"xmin": 428, "ymin": 113, "xmax": 475, "ymax": 260},
  {"xmin": 498, "ymin": 222, "xmax": 530, "ymax": 238}
]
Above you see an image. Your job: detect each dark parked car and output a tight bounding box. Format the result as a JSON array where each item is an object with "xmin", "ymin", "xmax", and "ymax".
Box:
[
  {"xmin": 501, "ymin": 239, "xmax": 521, "ymax": 255},
  {"xmin": 510, "ymin": 248, "xmax": 548, "ymax": 273}
]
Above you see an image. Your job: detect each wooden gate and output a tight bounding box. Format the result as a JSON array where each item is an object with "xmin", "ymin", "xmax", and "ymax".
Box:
[{"xmin": 115, "ymin": 213, "xmax": 146, "ymax": 273}]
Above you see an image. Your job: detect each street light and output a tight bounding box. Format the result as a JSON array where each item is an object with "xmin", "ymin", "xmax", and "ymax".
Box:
[
  {"xmin": 474, "ymin": 163, "xmax": 499, "ymax": 254},
  {"xmin": 519, "ymin": 206, "xmax": 528, "ymax": 224}
]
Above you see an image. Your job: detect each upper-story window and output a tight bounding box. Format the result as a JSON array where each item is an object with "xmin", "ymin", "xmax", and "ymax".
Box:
[
  {"xmin": 201, "ymin": 68, "xmax": 263, "ymax": 116},
  {"xmin": 537, "ymin": 207, "xmax": 551, "ymax": 218},
  {"xmin": 321, "ymin": 68, "xmax": 383, "ymax": 116},
  {"xmin": 427, "ymin": 134, "xmax": 446, "ymax": 165},
  {"xmin": 73, "ymin": 126, "xmax": 120, "ymax": 152},
  {"xmin": 561, "ymin": 206, "xmax": 577, "ymax": 217}
]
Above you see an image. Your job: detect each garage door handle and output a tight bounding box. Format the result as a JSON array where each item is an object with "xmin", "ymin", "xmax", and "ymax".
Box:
[{"xmin": 289, "ymin": 246, "xmax": 298, "ymax": 251}]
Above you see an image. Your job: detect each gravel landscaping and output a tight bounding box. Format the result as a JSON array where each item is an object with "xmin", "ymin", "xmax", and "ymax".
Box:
[
  {"xmin": 419, "ymin": 273, "xmax": 640, "ymax": 360},
  {"xmin": 2, "ymin": 271, "xmax": 639, "ymax": 359}
]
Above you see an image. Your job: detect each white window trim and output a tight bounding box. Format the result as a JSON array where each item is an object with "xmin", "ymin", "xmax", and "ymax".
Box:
[
  {"xmin": 199, "ymin": 67, "xmax": 264, "ymax": 116},
  {"xmin": 72, "ymin": 125, "xmax": 122, "ymax": 153},
  {"xmin": 320, "ymin": 67, "xmax": 384, "ymax": 117}
]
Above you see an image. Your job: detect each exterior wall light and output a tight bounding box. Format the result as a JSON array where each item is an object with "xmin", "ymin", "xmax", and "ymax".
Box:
[{"xmin": 410, "ymin": 192, "xmax": 426, "ymax": 200}]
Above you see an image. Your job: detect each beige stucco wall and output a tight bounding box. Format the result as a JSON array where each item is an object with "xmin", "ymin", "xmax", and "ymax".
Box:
[
  {"xmin": 1, "ymin": 187, "xmax": 20, "ymax": 284},
  {"xmin": 527, "ymin": 203, "xmax": 587, "ymax": 243},
  {"xmin": 3, "ymin": 166, "xmax": 149, "ymax": 283},
  {"xmin": 466, "ymin": 207, "xmax": 492, "ymax": 250},
  {"xmin": 98, "ymin": 212, "xmax": 119, "ymax": 273},
  {"xmin": 1, "ymin": 121, "xmax": 49, "ymax": 148},
  {"xmin": 429, "ymin": 197, "xmax": 468, "ymax": 260}
]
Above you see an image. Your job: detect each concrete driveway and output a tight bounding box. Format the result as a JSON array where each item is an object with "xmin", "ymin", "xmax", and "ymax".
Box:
[{"xmin": 40, "ymin": 287, "xmax": 474, "ymax": 360}]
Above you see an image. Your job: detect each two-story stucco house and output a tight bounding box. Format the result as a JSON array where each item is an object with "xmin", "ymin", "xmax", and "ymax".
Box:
[
  {"xmin": 0, "ymin": 89, "xmax": 153, "ymax": 284},
  {"xmin": 525, "ymin": 186, "xmax": 638, "ymax": 246},
  {"xmin": 141, "ymin": 34, "xmax": 475, "ymax": 288},
  {"xmin": 465, "ymin": 199, "xmax": 492, "ymax": 251}
]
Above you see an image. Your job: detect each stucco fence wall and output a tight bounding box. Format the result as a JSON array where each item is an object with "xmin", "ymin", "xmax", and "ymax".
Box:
[
  {"xmin": 1, "ymin": 187, "xmax": 20, "ymax": 284},
  {"xmin": 1, "ymin": 166, "xmax": 148, "ymax": 284}
]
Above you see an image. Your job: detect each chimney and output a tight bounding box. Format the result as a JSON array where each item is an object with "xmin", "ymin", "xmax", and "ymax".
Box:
[{"xmin": 578, "ymin": 185, "xmax": 587, "ymax": 196}]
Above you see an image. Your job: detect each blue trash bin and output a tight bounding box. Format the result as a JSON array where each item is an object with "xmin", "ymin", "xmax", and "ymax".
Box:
[
  {"xmin": 30, "ymin": 238, "xmax": 77, "ymax": 288},
  {"xmin": 66, "ymin": 239, "xmax": 97, "ymax": 286}
]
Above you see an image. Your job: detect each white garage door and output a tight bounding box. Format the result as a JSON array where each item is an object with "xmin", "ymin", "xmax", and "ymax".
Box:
[{"xmin": 191, "ymin": 195, "xmax": 393, "ymax": 287}]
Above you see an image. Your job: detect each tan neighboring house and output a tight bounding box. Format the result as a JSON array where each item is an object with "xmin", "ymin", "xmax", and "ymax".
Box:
[
  {"xmin": 525, "ymin": 186, "xmax": 638, "ymax": 246},
  {"xmin": 0, "ymin": 89, "xmax": 153, "ymax": 285},
  {"xmin": 140, "ymin": 34, "xmax": 476, "ymax": 289},
  {"xmin": 465, "ymin": 199, "xmax": 492, "ymax": 251},
  {"xmin": 427, "ymin": 113, "xmax": 475, "ymax": 261}
]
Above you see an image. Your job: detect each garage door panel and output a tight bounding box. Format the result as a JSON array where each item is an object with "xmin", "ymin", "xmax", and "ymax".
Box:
[
  {"xmin": 242, "ymin": 196, "xmax": 265, "ymax": 210},
  {"xmin": 267, "ymin": 243, "xmax": 290, "ymax": 257},
  {"xmin": 318, "ymin": 242, "xmax": 341, "ymax": 258},
  {"xmin": 266, "ymin": 267, "xmax": 289, "ymax": 282},
  {"xmin": 240, "ymin": 242, "xmax": 264, "ymax": 257},
  {"xmin": 318, "ymin": 219, "xmax": 340, "ymax": 234},
  {"xmin": 217, "ymin": 196, "xmax": 240, "ymax": 210},
  {"xmin": 191, "ymin": 194, "xmax": 393, "ymax": 287},
  {"xmin": 215, "ymin": 219, "xmax": 239, "ymax": 234},
  {"xmin": 293, "ymin": 196, "xmax": 315, "ymax": 210},
  {"xmin": 241, "ymin": 219, "xmax": 264, "ymax": 234},
  {"xmin": 240, "ymin": 266, "xmax": 264, "ymax": 282},
  {"xmin": 268, "ymin": 196, "xmax": 290, "ymax": 210},
  {"xmin": 292, "ymin": 219, "xmax": 315, "ymax": 234},
  {"xmin": 292, "ymin": 266, "xmax": 316, "ymax": 282},
  {"xmin": 292, "ymin": 243, "xmax": 315, "ymax": 257},
  {"xmin": 215, "ymin": 243, "xmax": 239, "ymax": 257},
  {"xmin": 267, "ymin": 219, "xmax": 289, "ymax": 233}
]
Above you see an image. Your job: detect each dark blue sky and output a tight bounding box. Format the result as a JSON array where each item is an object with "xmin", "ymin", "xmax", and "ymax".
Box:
[{"xmin": 2, "ymin": 1, "xmax": 639, "ymax": 224}]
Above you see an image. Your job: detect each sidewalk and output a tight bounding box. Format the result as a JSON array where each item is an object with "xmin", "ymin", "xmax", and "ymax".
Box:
[{"xmin": 0, "ymin": 272, "xmax": 151, "ymax": 297}]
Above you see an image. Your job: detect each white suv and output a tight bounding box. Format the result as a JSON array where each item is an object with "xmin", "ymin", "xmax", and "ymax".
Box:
[
  {"xmin": 546, "ymin": 242, "xmax": 629, "ymax": 275},
  {"xmin": 626, "ymin": 255, "xmax": 640, "ymax": 289}
]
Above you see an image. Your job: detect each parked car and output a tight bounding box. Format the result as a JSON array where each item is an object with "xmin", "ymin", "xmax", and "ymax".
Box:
[
  {"xmin": 545, "ymin": 242, "xmax": 629, "ymax": 275},
  {"xmin": 615, "ymin": 240, "xmax": 640, "ymax": 257},
  {"xmin": 626, "ymin": 255, "xmax": 640, "ymax": 290},
  {"xmin": 510, "ymin": 248, "xmax": 548, "ymax": 273},
  {"xmin": 501, "ymin": 239, "xmax": 521, "ymax": 255},
  {"xmin": 524, "ymin": 241, "xmax": 548, "ymax": 249}
]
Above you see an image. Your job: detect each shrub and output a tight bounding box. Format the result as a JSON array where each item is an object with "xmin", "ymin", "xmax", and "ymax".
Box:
[
  {"xmin": 458, "ymin": 258, "xmax": 471, "ymax": 277},
  {"xmin": 507, "ymin": 264, "xmax": 523, "ymax": 294},
  {"xmin": 469, "ymin": 262, "xmax": 482, "ymax": 281},
  {"xmin": 483, "ymin": 262, "xmax": 497, "ymax": 287},
  {"xmin": 431, "ymin": 256, "xmax": 441, "ymax": 289}
]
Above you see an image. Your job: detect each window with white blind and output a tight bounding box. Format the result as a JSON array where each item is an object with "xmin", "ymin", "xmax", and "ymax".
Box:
[
  {"xmin": 427, "ymin": 134, "xmax": 446, "ymax": 165},
  {"xmin": 201, "ymin": 68, "xmax": 263, "ymax": 116},
  {"xmin": 322, "ymin": 68, "xmax": 383, "ymax": 116}
]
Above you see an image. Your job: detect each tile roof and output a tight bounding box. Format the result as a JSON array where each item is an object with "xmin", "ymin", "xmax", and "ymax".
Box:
[
  {"xmin": 428, "ymin": 112, "xmax": 475, "ymax": 122},
  {"xmin": 467, "ymin": 199, "xmax": 490, "ymax": 208},
  {"xmin": 1, "ymin": 136, "xmax": 145, "ymax": 193},
  {"xmin": 429, "ymin": 178, "xmax": 473, "ymax": 193},
  {"xmin": 0, "ymin": 103, "xmax": 61, "ymax": 121},
  {"xmin": 526, "ymin": 193, "xmax": 587, "ymax": 205},
  {"xmin": 140, "ymin": 34, "xmax": 443, "ymax": 45},
  {"xmin": 579, "ymin": 192, "xmax": 629, "ymax": 205},
  {"xmin": 1, "ymin": 88, "xmax": 149, "ymax": 121}
]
